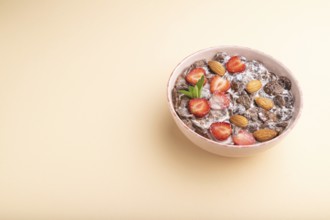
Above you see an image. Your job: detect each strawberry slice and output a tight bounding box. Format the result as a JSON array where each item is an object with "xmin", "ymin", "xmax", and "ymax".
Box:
[
  {"xmin": 210, "ymin": 75, "xmax": 231, "ymax": 93},
  {"xmin": 210, "ymin": 122, "xmax": 232, "ymax": 141},
  {"xmin": 209, "ymin": 92, "xmax": 230, "ymax": 110},
  {"xmin": 226, "ymin": 56, "xmax": 246, "ymax": 73},
  {"xmin": 185, "ymin": 68, "xmax": 207, "ymax": 85},
  {"xmin": 232, "ymin": 130, "xmax": 256, "ymax": 146},
  {"xmin": 188, "ymin": 98, "xmax": 210, "ymax": 118}
]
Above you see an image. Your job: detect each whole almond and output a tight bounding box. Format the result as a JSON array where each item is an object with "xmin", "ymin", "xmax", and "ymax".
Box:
[
  {"xmin": 246, "ymin": 80, "xmax": 262, "ymax": 93},
  {"xmin": 255, "ymin": 97, "xmax": 274, "ymax": 110},
  {"xmin": 208, "ymin": 60, "xmax": 226, "ymax": 76},
  {"xmin": 253, "ymin": 129, "xmax": 278, "ymax": 142},
  {"xmin": 230, "ymin": 115, "xmax": 248, "ymax": 128}
]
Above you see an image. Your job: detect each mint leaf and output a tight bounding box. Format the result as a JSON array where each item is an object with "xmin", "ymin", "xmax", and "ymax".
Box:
[
  {"xmin": 196, "ymin": 75, "xmax": 204, "ymax": 98},
  {"xmin": 189, "ymin": 86, "xmax": 194, "ymax": 94},
  {"xmin": 179, "ymin": 89, "xmax": 193, "ymax": 98},
  {"xmin": 193, "ymin": 86, "xmax": 199, "ymax": 98},
  {"xmin": 196, "ymin": 75, "xmax": 204, "ymax": 90},
  {"xmin": 179, "ymin": 75, "xmax": 205, "ymax": 99}
]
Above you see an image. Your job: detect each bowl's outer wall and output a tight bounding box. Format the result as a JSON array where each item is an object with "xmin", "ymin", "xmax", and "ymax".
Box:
[{"xmin": 167, "ymin": 46, "xmax": 302, "ymax": 157}]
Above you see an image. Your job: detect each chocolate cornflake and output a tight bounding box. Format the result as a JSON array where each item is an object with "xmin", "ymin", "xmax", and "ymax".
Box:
[{"xmin": 278, "ymin": 76, "xmax": 292, "ymax": 90}]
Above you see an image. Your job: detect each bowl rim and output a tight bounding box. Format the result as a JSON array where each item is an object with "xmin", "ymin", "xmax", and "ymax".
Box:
[{"xmin": 167, "ymin": 45, "xmax": 303, "ymax": 149}]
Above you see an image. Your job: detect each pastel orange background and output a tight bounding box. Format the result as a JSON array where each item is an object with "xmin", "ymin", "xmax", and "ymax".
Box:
[{"xmin": 0, "ymin": 1, "xmax": 329, "ymax": 219}]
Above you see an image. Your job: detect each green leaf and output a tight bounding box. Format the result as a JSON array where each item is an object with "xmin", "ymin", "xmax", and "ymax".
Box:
[
  {"xmin": 179, "ymin": 75, "xmax": 205, "ymax": 99},
  {"xmin": 196, "ymin": 75, "xmax": 204, "ymax": 90},
  {"xmin": 193, "ymin": 86, "xmax": 199, "ymax": 98},
  {"xmin": 179, "ymin": 89, "xmax": 193, "ymax": 98},
  {"xmin": 196, "ymin": 75, "xmax": 204, "ymax": 98},
  {"xmin": 189, "ymin": 86, "xmax": 194, "ymax": 94}
]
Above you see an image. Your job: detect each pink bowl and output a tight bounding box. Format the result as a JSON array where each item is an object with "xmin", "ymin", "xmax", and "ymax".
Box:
[{"xmin": 167, "ymin": 46, "xmax": 303, "ymax": 157}]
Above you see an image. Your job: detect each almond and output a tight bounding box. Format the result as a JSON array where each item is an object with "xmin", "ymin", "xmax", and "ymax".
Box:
[
  {"xmin": 208, "ymin": 60, "xmax": 226, "ymax": 76},
  {"xmin": 255, "ymin": 97, "xmax": 274, "ymax": 111},
  {"xmin": 230, "ymin": 115, "xmax": 248, "ymax": 128},
  {"xmin": 246, "ymin": 80, "xmax": 262, "ymax": 93},
  {"xmin": 253, "ymin": 129, "xmax": 278, "ymax": 142}
]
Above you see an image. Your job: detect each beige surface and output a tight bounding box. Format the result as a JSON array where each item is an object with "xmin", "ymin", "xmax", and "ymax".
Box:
[{"xmin": 0, "ymin": 0, "xmax": 329, "ymax": 219}]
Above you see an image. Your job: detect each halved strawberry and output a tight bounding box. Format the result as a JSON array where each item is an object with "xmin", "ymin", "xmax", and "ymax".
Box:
[
  {"xmin": 226, "ymin": 56, "xmax": 246, "ymax": 73},
  {"xmin": 210, "ymin": 122, "xmax": 232, "ymax": 141},
  {"xmin": 188, "ymin": 98, "xmax": 210, "ymax": 118},
  {"xmin": 209, "ymin": 92, "xmax": 230, "ymax": 110},
  {"xmin": 232, "ymin": 130, "xmax": 256, "ymax": 146},
  {"xmin": 210, "ymin": 75, "xmax": 231, "ymax": 93},
  {"xmin": 185, "ymin": 68, "xmax": 207, "ymax": 85}
]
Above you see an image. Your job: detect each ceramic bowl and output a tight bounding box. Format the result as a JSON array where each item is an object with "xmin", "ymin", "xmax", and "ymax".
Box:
[{"xmin": 167, "ymin": 46, "xmax": 303, "ymax": 157}]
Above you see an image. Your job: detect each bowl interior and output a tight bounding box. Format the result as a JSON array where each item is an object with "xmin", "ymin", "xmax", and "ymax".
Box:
[{"xmin": 167, "ymin": 46, "xmax": 302, "ymax": 149}]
